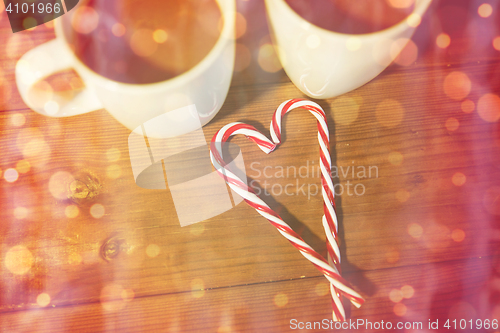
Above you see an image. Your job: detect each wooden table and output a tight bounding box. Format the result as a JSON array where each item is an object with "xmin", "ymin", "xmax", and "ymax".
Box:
[{"xmin": 1, "ymin": 0, "xmax": 500, "ymax": 331}]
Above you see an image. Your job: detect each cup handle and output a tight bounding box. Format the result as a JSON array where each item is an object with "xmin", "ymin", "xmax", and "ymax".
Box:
[{"xmin": 15, "ymin": 38, "xmax": 103, "ymax": 117}]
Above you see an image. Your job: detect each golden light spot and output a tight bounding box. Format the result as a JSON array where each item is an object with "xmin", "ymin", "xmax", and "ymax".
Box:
[
  {"xmin": 14, "ymin": 207, "xmax": 28, "ymax": 219},
  {"xmin": 4, "ymin": 168, "xmax": 19, "ymax": 183},
  {"xmin": 478, "ymin": 3, "xmax": 493, "ymax": 18},
  {"xmin": 68, "ymin": 252, "xmax": 82, "ymax": 265},
  {"xmin": 106, "ymin": 164, "xmax": 122, "ymax": 179},
  {"xmin": 130, "ymin": 29, "xmax": 158, "ymax": 57},
  {"xmin": 392, "ymin": 39, "xmax": 418, "ymax": 66},
  {"xmin": 72, "ymin": 6, "xmax": 99, "ymax": 34},
  {"xmin": 436, "ymin": 33, "xmax": 451, "ymax": 48},
  {"xmin": 153, "ymin": 29, "xmax": 168, "ymax": 43},
  {"xmin": 388, "ymin": 151, "xmax": 403, "ymax": 165},
  {"xmin": 100, "ymin": 284, "xmax": 126, "ymax": 312},
  {"xmin": 375, "ymin": 99, "xmax": 404, "ymax": 127},
  {"xmin": 331, "ymin": 96, "xmax": 360, "ymax": 125},
  {"xmin": 315, "ymin": 282, "xmax": 329, "ymax": 296},
  {"xmin": 451, "ymin": 229, "xmax": 466, "ymax": 242},
  {"xmin": 16, "ymin": 160, "xmax": 31, "ymax": 174},
  {"xmin": 483, "ymin": 186, "xmax": 500, "ymax": 216},
  {"xmin": 105, "ymin": 148, "xmax": 121, "ymax": 162},
  {"xmin": 461, "ymin": 99, "xmax": 475, "ymax": 113},
  {"xmin": 443, "ymin": 72, "xmax": 471, "ymax": 101},
  {"xmin": 394, "ymin": 303, "xmax": 407, "ymax": 316},
  {"xmin": 346, "ymin": 37, "xmax": 362, "ymax": 51},
  {"xmin": 65, "ymin": 205, "xmax": 79, "ymax": 218},
  {"xmin": 386, "ymin": 0, "xmax": 415, "ymax": 8},
  {"xmin": 494, "ymin": 37, "xmax": 500, "ymax": 51},
  {"xmin": 90, "ymin": 204, "xmax": 105, "ymax": 218},
  {"xmin": 452, "ymin": 172, "xmax": 466, "ymax": 186},
  {"xmin": 44, "ymin": 100, "xmax": 59, "ymax": 115},
  {"xmin": 11, "ymin": 113, "xmax": 26, "ymax": 127},
  {"xmin": 389, "ymin": 289, "xmax": 403, "ymax": 303},
  {"xmin": 189, "ymin": 223, "xmax": 205, "ymax": 236},
  {"xmin": 445, "ymin": 117, "xmax": 459, "ymax": 131},
  {"xmin": 258, "ymin": 43, "xmax": 282, "ymax": 73},
  {"xmin": 191, "ymin": 278, "xmax": 205, "ymax": 298},
  {"xmin": 477, "ymin": 93, "xmax": 500, "ymax": 123},
  {"xmin": 408, "ymin": 223, "xmax": 423, "ymax": 239},
  {"xmin": 306, "ymin": 34, "xmax": 321, "ymax": 49},
  {"xmin": 49, "ymin": 171, "xmax": 74, "ymax": 199},
  {"xmin": 273, "ymin": 293, "xmax": 289, "ymax": 307},
  {"xmin": 235, "ymin": 12, "xmax": 247, "ymax": 39},
  {"xmin": 401, "ymin": 285, "xmax": 414, "ymax": 299},
  {"xmin": 218, "ymin": 326, "xmax": 232, "ymax": 333},
  {"xmin": 121, "ymin": 289, "xmax": 135, "ymax": 302},
  {"xmin": 5, "ymin": 245, "xmax": 33, "ymax": 275},
  {"xmin": 146, "ymin": 244, "xmax": 160, "ymax": 258},
  {"xmin": 44, "ymin": 20, "xmax": 54, "ymax": 29},
  {"xmin": 111, "ymin": 23, "xmax": 126, "ymax": 37},
  {"xmin": 234, "ymin": 43, "xmax": 251, "ymax": 72},
  {"xmin": 36, "ymin": 293, "xmax": 51, "ymax": 307},
  {"xmin": 407, "ymin": 13, "xmax": 421, "ymax": 27},
  {"xmin": 385, "ymin": 247, "xmax": 400, "ymax": 264},
  {"xmin": 22, "ymin": 17, "xmax": 37, "ymax": 30},
  {"xmin": 395, "ymin": 189, "xmax": 410, "ymax": 203}
]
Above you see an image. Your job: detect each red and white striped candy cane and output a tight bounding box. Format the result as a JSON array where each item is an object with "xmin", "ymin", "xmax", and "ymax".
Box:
[{"xmin": 209, "ymin": 99, "xmax": 364, "ymax": 320}]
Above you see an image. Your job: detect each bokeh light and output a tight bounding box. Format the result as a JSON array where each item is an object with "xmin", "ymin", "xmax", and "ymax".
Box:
[
  {"xmin": 4, "ymin": 168, "xmax": 19, "ymax": 183},
  {"xmin": 386, "ymin": 0, "xmax": 415, "ymax": 8},
  {"xmin": 273, "ymin": 293, "xmax": 289, "ymax": 307},
  {"xmin": 477, "ymin": 93, "xmax": 500, "ymax": 122},
  {"xmin": 48, "ymin": 171, "xmax": 74, "ymax": 199},
  {"xmin": 106, "ymin": 148, "xmax": 121, "ymax": 162},
  {"xmin": 16, "ymin": 159, "xmax": 30, "ymax": 174},
  {"xmin": 72, "ymin": 6, "xmax": 99, "ymax": 34},
  {"xmin": 494, "ymin": 37, "xmax": 500, "ymax": 51},
  {"xmin": 452, "ymin": 172, "xmax": 466, "ymax": 186},
  {"xmin": 478, "ymin": 3, "xmax": 493, "ymax": 18},
  {"xmin": 106, "ymin": 164, "xmax": 122, "ymax": 179},
  {"xmin": 68, "ymin": 252, "xmax": 82, "ymax": 265},
  {"xmin": 146, "ymin": 244, "xmax": 160, "ymax": 258},
  {"xmin": 11, "ymin": 113, "xmax": 26, "ymax": 127},
  {"xmin": 408, "ymin": 223, "xmax": 423, "ymax": 239},
  {"xmin": 443, "ymin": 72, "xmax": 471, "ymax": 100},
  {"xmin": 65, "ymin": 205, "xmax": 79, "ymax": 218},
  {"xmin": 100, "ymin": 284, "xmax": 126, "ymax": 312},
  {"xmin": 44, "ymin": 101, "xmax": 59, "ymax": 115},
  {"xmin": 191, "ymin": 278, "xmax": 205, "ymax": 298},
  {"xmin": 258, "ymin": 43, "xmax": 282, "ymax": 73},
  {"xmin": 389, "ymin": 289, "xmax": 403, "ymax": 303},
  {"xmin": 130, "ymin": 29, "xmax": 157, "ymax": 57},
  {"xmin": 153, "ymin": 29, "xmax": 168, "ymax": 44},
  {"xmin": 306, "ymin": 34, "xmax": 321, "ymax": 49},
  {"xmin": 436, "ymin": 33, "xmax": 451, "ymax": 48},
  {"xmin": 461, "ymin": 99, "xmax": 475, "ymax": 113},
  {"xmin": 331, "ymin": 96, "xmax": 361, "ymax": 125},
  {"xmin": 315, "ymin": 282, "xmax": 329, "ymax": 296},
  {"xmin": 451, "ymin": 229, "xmax": 466, "ymax": 242},
  {"xmin": 406, "ymin": 13, "xmax": 421, "ymax": 28},
  {"xmin": 445, "ymin": 117, "xmax": 459, "ymax": 131},
  {"xmin": 386, "ymin": 247, "xmax": 400, "ymax": 264},
  {"xmin": 112, "ymin": 23, "xmax": 126, "ymax": 37},
  {"xmin": 5, "ymin": 245, "xmax": 33, "ymax": 275},
  {"xmin": 346, "ymin": 37, "xmax": 362, "ymax": 51},
  {"xmin": 401, "ymin": 285, "xmax": 414, "ymax": 299},
  {"xmin": 235, "ymin": 12, "xmax": 247, "ymax": 39},
  {"xmin": 14, "ymin": 207, "xmax": 28, "ymax": 219},
  {"xmin": 121, "ymin": 289, "xmax": 135, "ymax": 302},
  {"xmin": 393, "ymin": 303, "xmax": 407, "ymax": 316},
  {"xmin": 234, "ymin": 43, "xmax": 251, "ymax": 72},
  {"xmin": 375, "ymin": 99, "xmax": 404, "ymax": 127},
  {"xmin": 392, "ymin": 39, "xmax": 418, "ymax": 66},
  {"xmin": 22, "ymin": 17, "xmax": 37, "ymax": 31},
  {"xmin": 396, "ymin": 189, "xmax": 410, "ymax": 203},
  {"xmin": 388, "ymin": 151, "xmax": 403, "ymax": 166},
  {"xmin": 90, "ymin": 204, "xmax": 105, "ymax": 218},
  {"xmin": 36, "ymin": 293, "xmax": 51, "ymax": 307}
]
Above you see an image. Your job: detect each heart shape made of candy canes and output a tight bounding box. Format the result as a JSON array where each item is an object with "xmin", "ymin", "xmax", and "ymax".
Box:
[{"xmin": 210, "ymin": 99, "xmax": 364, "ymax": 321}]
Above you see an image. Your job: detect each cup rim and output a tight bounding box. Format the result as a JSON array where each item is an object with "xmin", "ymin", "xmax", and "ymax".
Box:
[
  {"xmin": 274, "ymin": 0, "xmax": 432, "ymax": 38},
  {"xmin": 54, "ymin": 0, "xmax": 235, "ymax": 92}
]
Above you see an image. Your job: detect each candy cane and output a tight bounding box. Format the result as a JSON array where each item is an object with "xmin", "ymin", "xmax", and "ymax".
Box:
[{"xmin": 209, "ymin": 99, "xmax": 364, "ymax": 320}]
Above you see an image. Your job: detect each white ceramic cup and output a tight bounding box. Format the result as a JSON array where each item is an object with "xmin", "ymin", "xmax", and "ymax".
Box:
[
  {"xmin": 15, "ymin": 0, "xmax": 235, "ymax": 137},
  {"xmin": 265, "ymin": 0, "xmax": 431, "ymax": 99}
]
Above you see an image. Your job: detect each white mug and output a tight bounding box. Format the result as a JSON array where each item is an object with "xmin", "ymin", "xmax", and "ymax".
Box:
[
  {"xmin": 265, "ymin": 0, "xmax": 432, "ymax": 99},
  {"xmin": 15, "ymin": 0, "xmax": 235, "ymax": 137}
]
